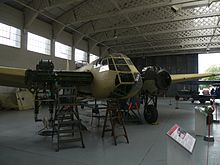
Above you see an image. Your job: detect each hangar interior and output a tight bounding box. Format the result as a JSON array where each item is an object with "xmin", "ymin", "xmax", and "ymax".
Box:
[{"xmin": 0, "ymin": 0, "xmax": 220, "ymax": 165}]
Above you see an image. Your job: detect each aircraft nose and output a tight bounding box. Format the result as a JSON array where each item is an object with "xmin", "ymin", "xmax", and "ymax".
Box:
[{"xmin": 110, "ymin": 72, "xmax": 142, "ymax": 98}]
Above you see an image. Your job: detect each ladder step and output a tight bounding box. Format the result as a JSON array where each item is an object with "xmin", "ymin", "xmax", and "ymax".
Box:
[
  {"xmin": 57, "ymin": 111, "xmax": 74, "ymax": 115},
  {"xmin": 58, "ymin": 95, "xmax": 76, "ymax": 98},
  {"xmin": 58, "ymin": 103, "xmax": 78, "ymax": 106},
  {"xmin": 102, "ymin": 104, "xmax": 129, "ymax": 145},
  {"xmin": 59, "ymin": 129, "xmax": 75, "ymax": 133},
  {"xmin": 35, "ymin": 99, "xmax": 55, "ymax": 102},
  {"xmin": 57, "ymin": 116, "xmax": 73, "ymax": 120},
  {"xmin": 116, "ymin": 134, "xmax": 128, "ymax": 138},
  {"xmin": 58, "ymin": 87, "xmax": 76, "ymax": 89},
  {"xmin": 59, "ymin": 134, "xmax": 78, "ymax": 138},
  {"xmin": 59, "ymin": 138, "xmax": 82, "ymax": 143},
  {"xmin": 52, "ymin": 87, "xmax": 85, "ymax": 150},
  {"xmin": 59, "ymin": 120, "xmax": 81, "ymax": 126}
]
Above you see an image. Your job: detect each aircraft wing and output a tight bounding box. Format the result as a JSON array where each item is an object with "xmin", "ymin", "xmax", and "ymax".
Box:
[
  {"xmin": 171, "ymin": 73, "xmax": 220, "ymax": 84},
  {"xmin": 0, "ymin": 66, "xmax": 26, "ymax": 88},
  {"xmin": 0, "ymin": 66, "xmax": 93, "ymax": 88}
]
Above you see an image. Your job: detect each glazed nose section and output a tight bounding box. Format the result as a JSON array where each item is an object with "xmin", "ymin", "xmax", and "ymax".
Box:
[
  {"xmin": 155, "ymin": 69, "xmax": 171, "ymax": 90},
  {"xmin": 111, "ymin": 73, "xmax": 142, "ymax": 98}
]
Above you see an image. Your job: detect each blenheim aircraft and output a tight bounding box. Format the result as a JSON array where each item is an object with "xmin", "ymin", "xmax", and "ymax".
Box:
[{"xmin": 0, "ymin": 53, "xmax": 219, "ymax": 124}]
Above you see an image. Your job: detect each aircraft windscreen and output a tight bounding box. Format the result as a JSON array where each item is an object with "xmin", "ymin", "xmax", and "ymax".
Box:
[
  {"xmin": 107, "ymin": 56, "xmax": 133, "ymax": 71},
  {"xmin": 108, "ymin": 58, "xmax": 116, "ymax": 71},
  {"xmin": 116, "ymin": 65, "xmax": 130, "ymax": 71},
  {"xmin": 126, "ymin": 59, "xmax": 133, "ymax": 65},
  {"xmin": 112, "ymin": 58, "xmax": 131, "ymax": 71},
  {"xmin": 114, "ymin": 58, "xmax": 126, "ymax": 64},
  {"xmin": 101, "ymin": 58, "xmax": 108, "ymax": 65}
]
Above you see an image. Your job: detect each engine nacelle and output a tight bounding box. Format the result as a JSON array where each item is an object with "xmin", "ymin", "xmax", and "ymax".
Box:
[{"xmin": 141, "ymin": 66, "xmax": 172, "ymax": 95}]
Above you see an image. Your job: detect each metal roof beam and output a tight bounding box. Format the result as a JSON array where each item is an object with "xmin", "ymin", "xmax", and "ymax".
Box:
[
  {"xmin": 67, "ymin": 0, "xmax": 203, "ymax": 25},
  {"xmin": 172, "ymin": 0, "xmax": 217, "ymax": 8},
  {"xmin": 109, "ymin": 0, "xmax": 149, "ymax": 43},
  {"xmin": 52, "ymin": 0, "xmax": 89, "ymax": 38},
  {"xmin": 45, "ymin": 0, "xmax": 84, "ymax": 10},
  {"xmin": 119, "ymin": 40, "xmax": 220, "ymax": 52},
  {"xmin": 108, "ymin": 34, "xmax": 220, "ymax": 48},
  {"xmin": 24, "ymin": 0, "xmax": 43, "ymax": 29},
  {"xmin": 126, "ymin": 45, "xmax": 220, "ymax": 55},
  {"xmin": 207, "ymin": 16, "xmax": 220, "ymax": 49},
  {"xmin": 14, "ymin": 0, "xmax": 114, "ymax": 52},
  {"xmin": 88, "ymin": 12, "xmax": 220, "ymax": 35},
  {"xmin": 52, "ymin": 9, "xmax": 75, "ymax": 39},
  {"xmin": 100, "ymin": 25, "xmax": 220, "ymax": 42},
  {"xmin": 128, "ymin": 48, "xmax": 220, "ymax": 57},
  {"xmin": 18, "ymin": 0, "xmax": 83, "ymax": 29}
]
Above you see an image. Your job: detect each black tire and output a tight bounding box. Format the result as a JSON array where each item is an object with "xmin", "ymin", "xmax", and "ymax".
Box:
[
  {"xmin": 199, "ymin": 99, "xmax": 206, "ymax": 104},
  {"xmin": 144, "ymin": 105, "xmax": 158, "ymax": 124},
  {"xmin": 191, "ymin": 99, "xmax": 194, "ymax": 103},
  {"xmin": 175, "ymin": 95, "xmax": 180, "ymax": 101}
]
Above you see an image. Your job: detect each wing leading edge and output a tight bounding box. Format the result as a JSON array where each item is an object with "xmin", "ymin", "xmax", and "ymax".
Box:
[
  {"xmin": 0, "ymin": 65, "xmax": 219, "ymax": 91},
  {"xmin": 0, "ymin": 66, "xmax": 26, "ymax": 88},
  {"xmin": 0, "ymin": 66, "xmax": 93, "ymax": 89},
  {"xmin": 171, "ymin": 73, "xmax": 220, "ymax": 84}
]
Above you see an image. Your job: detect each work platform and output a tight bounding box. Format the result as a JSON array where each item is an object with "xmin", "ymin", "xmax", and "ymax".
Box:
[{"xmin": 0, "ymin": 97, "xmax": 220, "ymax": 165}]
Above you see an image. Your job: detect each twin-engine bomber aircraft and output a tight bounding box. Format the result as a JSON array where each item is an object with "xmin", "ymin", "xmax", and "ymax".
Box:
[{"xmin": 0, "ymin": 53, "xmax": 219, "ymax": 123}]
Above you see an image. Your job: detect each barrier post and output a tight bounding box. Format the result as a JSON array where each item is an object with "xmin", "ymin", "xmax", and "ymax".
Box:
[
  {"xmin": 175, "ymin": 100, "xmax": 179, "ymax": 109},
  {"xmin": 213, "ymin": 99, "xmax": 220, "ymax": 123},
  {"xmin": 204, "ymin": 108, "xmax": 214, "ymax": 142},
  {"xmin": 169, "ymin": 97, "xmax": 172, "ymax": 105}
]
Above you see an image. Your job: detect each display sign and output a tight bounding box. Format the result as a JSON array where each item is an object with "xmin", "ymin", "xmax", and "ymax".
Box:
[{"xmin": 167, "ymin": 124, "xmax": 196, "ymax": 153}]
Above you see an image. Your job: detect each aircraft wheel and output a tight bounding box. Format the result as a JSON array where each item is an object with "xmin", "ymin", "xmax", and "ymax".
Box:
[
  {"xmin": 175, "ymin": 95, "xmax": 180, "ymax": 101},
  {"xmin": 144, "ymin": 105, "xmax": 158, "ymax": 124},
  {"xmin": 199, "ymin": 99, "xmax": 206, "ymax": 104}
]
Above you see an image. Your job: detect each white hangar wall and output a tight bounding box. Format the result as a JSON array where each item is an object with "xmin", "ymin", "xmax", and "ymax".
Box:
[
  {"xmin": 0, "ymin": 4, "xmax": 102, "ymax": 109},
  {"xmin": 0, "ymin": 4, "xmax": 101, "ymax": 70}
]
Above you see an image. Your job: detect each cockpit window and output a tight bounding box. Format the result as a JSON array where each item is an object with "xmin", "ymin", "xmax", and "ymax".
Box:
[
  {"xmin": 116, "ymin": 65, "xmax": 130, "ymax": 71},
  {"xmin": 108, "ymin": 57, "xmax": 131, "ymax": 71},
  {"xmin": 113, "ymin": 58, "xmax": 126, "ymax": 64},
  {"xmin": 101, "ymin": 58, "xmax": 108, "ymax": 66},
  {"xmin": 96, "ymin": 58, "xmax": 102, "ymax": 66},
  {"xmin": 108, "ymin": 58, "xmax": 116, "ymax": 71},
  {"xmin": 126, "ymin": 59, "xmax": 133, "ymax": 65}
]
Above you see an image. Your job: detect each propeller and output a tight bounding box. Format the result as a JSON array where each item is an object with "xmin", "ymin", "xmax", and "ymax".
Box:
[{"xmin": 141, "ymin": 66, "xmax": 171, "ymax": 94}]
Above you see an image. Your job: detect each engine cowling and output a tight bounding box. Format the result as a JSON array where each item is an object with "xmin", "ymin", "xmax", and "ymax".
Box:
[{"xmin": 141, "ymin": 66, "xmax": 172, "ymax": 95}]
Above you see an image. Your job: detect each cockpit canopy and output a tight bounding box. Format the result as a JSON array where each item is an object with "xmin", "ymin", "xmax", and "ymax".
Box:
[
  {"xmin": 90, "ymin": 53, "xmax": 142, "ymax": 98},
  {"xmin": 94, "ymin": 53, "xmax": 134, "ymax": 72}
]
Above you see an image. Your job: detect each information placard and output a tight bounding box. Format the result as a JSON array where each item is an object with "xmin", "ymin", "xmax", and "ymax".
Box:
[{"xmin": 167, "ymin": 124, "xmax": 196, "ymax": 153}]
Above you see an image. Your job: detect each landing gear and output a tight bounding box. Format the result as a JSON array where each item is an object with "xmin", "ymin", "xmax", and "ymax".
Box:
[
  {"xmin": 199, "ymin": 99, "xmax": 206, "ymax": 104},
  {"xmin": 144, "ymin": 105, "xmax": 158, "ymax": 124},
  {"xmin": 143, "ymin": 94, "xmax": 158, "ymax": 124}
]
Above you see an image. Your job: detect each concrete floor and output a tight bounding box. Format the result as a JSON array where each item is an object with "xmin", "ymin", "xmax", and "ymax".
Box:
[{"xmin": 0, "ymin": 97, "xmax": 220, "ymax": 165}]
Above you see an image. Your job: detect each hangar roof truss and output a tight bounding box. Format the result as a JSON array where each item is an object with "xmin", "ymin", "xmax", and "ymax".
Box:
[{"xmin": 5, "ymin": 0, "xmax": 220, "ymax": 57}]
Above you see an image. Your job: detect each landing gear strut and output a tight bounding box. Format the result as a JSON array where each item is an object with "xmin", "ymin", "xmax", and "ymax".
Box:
[{"xmin": 143, "ymin": 94, "xmax": 158, "ymax": 124}]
